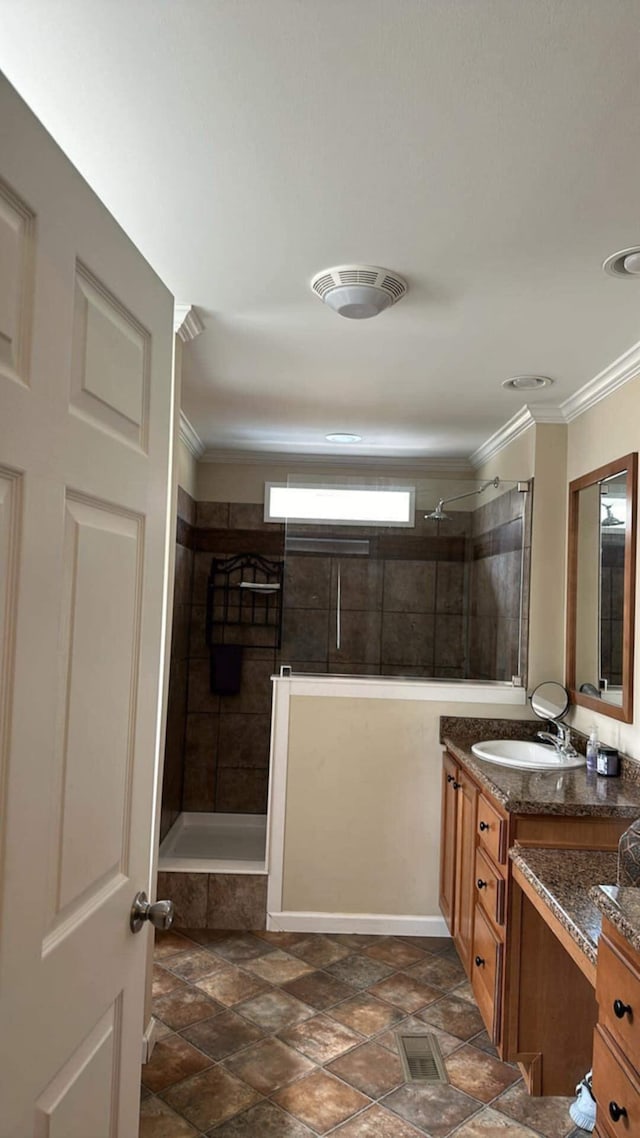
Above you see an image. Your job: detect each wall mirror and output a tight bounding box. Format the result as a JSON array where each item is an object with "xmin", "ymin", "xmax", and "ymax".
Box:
[{"xmin": 566, "ymin": 452, "xmax": 637, "ymax": 722}]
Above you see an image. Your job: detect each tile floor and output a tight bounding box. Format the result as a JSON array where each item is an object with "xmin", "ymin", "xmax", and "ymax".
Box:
[{"xmin": 141, "ymin": 930, "xmax": 586, "ymax": 1138}]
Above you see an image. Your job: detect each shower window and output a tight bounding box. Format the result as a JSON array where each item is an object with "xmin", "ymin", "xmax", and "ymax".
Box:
[{"xmin": 265, "ymin": 483, "xmax": 415, "ymax": 526}]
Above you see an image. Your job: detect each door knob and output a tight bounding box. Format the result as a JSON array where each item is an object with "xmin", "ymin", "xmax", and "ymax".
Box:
[{"xmin": 130, "ymin": 891, "xmax": 174, "ymax": 934}]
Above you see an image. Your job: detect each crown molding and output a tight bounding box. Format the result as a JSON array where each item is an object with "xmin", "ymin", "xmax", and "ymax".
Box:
[
  {"xmin": 469, "ymin": 407, "xmax": 537, "ymax": 469},
  {"xmin": 200, "ymin": 447, "xmax": 473, "ymax": 473},
  {"xmin": 174, "ymin": 304, "xmax": 204, "ymax": 342},
  {"xmin": 559, "ymin": 338, "xmax": 640, "ymax": 422},
  {"xmin": 178, "ymin": 411, "xmax": 205, "ymax": 459}
]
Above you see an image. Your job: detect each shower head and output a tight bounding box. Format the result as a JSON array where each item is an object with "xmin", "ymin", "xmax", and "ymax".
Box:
[
  {"xmin": 425, "ymin": 477, "xmax": 500, "ymax": 522},
  {"xmin": 602, "ymin": 502, "xmax": 624, "ymax": 527},
  {"xmin": 425, "ymin": 501, "xmax": 449, "ymax": 521}
]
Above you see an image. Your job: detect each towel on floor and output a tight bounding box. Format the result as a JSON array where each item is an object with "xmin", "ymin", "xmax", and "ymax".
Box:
[{"xmin": 210, "ymin": 644, "xmax": 244, "ymax": 695}]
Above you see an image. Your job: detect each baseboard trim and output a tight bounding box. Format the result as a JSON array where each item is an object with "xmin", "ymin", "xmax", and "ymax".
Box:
[
  {"xmin": 267, "ymin": 911, "xmax": 450, "ymax": 937},
  {"xmin": 141, "ymin": 1016, "xmax": 162, "ymax": 1064}
]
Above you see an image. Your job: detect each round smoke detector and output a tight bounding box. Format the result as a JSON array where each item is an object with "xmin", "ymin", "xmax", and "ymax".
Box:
[
  {"xmin": 603, "ymin": 247, "xmax": 640, "ymax": 278},
  {"xmin": 311, "ymin": 265, "xmax": 407, "ymax": 319}
]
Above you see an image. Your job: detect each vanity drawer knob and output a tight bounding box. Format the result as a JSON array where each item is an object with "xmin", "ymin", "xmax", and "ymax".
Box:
[
  {"xmin": 479, "ymin": 821, "xmax": 490, "ymax": 832},
  {"xmin": 452, "ymin": 781, "xmax": 461, "ymax": 790},
  {"xmin": 609, "ymin": 1101, "xmax": 627, "ymax": 1123},
  {"xmin": 447, "ymin": 774, "xmax": 454, "ymax": 783},
  {"xmin": 475, "ymin": 955, "xmax": 485, "ymax": 967},
  {"xmin": 613, "ymin": 999, "xmax": 632, "ymax": 1020},
  {"xmin": 477, "ymin": 879, "xmax": 487, "ymax": 890}
]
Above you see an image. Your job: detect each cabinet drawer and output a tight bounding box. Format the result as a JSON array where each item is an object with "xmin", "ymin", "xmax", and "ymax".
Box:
[
  {"xmin": 477, "ymin": 794, "xmax": 507, "ymax": 866},
  {"xmin": 593, "ymin": 1025, "xmax": 640, "ymax": 1136},
  {"xmin": 597, "ymin": 935, "xmax": 640, "ymax": 1062},
  {"xmin": 475, "ymin": 846, "xmax": 505, "ymax": 927},
  {"xmin": 471, "ymin": 903, "xmax": 502, "ymax": 1040}
]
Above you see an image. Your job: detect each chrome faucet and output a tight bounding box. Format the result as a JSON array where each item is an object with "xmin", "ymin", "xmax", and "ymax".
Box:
[{"xmin": 537, "ymin": 721, "xmax": 578, "ymax": 758}]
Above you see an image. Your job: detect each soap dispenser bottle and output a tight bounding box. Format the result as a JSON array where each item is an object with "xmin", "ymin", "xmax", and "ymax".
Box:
[{"xmin": 586, "ymin": 727, "xmax": 599, "ymax": 773}]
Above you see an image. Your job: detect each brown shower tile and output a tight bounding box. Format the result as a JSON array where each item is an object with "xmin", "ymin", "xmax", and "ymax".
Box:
[
  {"xmin": 282, "ymin": 969, "xmax": 356, "ymax": 1010},
  {"xmin": 382, "ymin": 1081, "xmax": 480, "ymax": 1137},
  {"xmin": 330, "ymin": 1103, "xmax": 426, "ymax": 1138},
  {"xmin": 161, "ymin": 1064, "xmax": 261, "ymax": 1131},
  {"xmin": 196, "ymin": 501, "xmax": 230, "ymax": 529},
  {"xmin": 328, "ymin": 609, "xmax": 382, "ymax": 668},
  {"xmin": 381, "ymin": 612, "xmax": 435, "ymax": 668},
  {"xmin": 206, "ymin": 873, "xmax": 268, "ymax": 930},
  {"xmin": 327, "ymin": 1040, "xmax": 404, "ymax": 1098},
  {"xmin": 153, "ymin": 929, "xmax": 198, "ymax": 961},
  {"xmin": 287, "ymin": 934, "xmax": 351, "ymax": 968},
  {"xmin": 435, "ymin": 561, "xmax": 466, "ymax": 615},
  {"xmin": 156, "ymin": 871, "xmax": 209, "ymax": 927},
  {"xmin": 152, "ymin": 964, "xmax": 190, "ymax": 998},
  {"xmin": 217, "ymin": 714, "xmax": 271, "ymax": 768},
  {"xmin": 377, "ymin": 1017, "xmax": 464, "ymax": 1058},
  {"xmin": 444, "ymin": 1043, "xmax": 521, "ymax": 1102},
  {"xmin": 383, "ymin": 560, "xmax": 436, "ymax": 614},
  {"xmin": 242, "ymin": 949, "xmax": 316, "ymax": 985},
  {"xmin": 235, "ymin": 989, "xmax": 314, "ymax": 1032},
  {"xmin": 417, "ymin": 994, "xmax": 485, "ymax": 1041},
  {"xmin": 224, "ymin": 1035, "xmax": 316, "ymax": 1094},
  {"xmin": 406, "ymin": 953, "xmax": 466, "ymax": 991},
  {"xmin": 215, "ymin": 768, "xmax": 269, "ymax": 815},
  {"xmin": 326, "ymin": 953, "xmax": 395, "ymax": 989},
  {"xmin": 153, "ymin": 987, "xmax": 221, "ymax": 1030},
  {"xmin": 180, "ymin": 1009, "xmax": 265, "ymax": 1060},
  {"xmin": 280, "ymin": 609, "xmax": 329, "ymax": 662},
  {"xmin": 185, "ymin": 713, "xmax": 219, "ymax": 767},
  {"xmin": 162, "ymin": 948, "xmax": 223, "ymax": 982},
  {"xmin": 187, "ymin": 658, "xmax": 221, "ymax": 713},
  {"xmin": 220, "ymin": 659, "xmax": 274, "ymax": 715},
  {"xmin": 182, "ymin": 761, "xmax": 216, "ymax": 813},
  {"xmin": 272, "ymin": 1069, "xmax": 371, "ymax": 1134},
  {"xmin": 195, "ymin": 962, "xmax": 267, "ymax": 1007},
  {"xmin": 206, "ymin": 932, "xmax": 273, "ymax": 963},
  {"xmin": 142, "ymin": 1033, "xmax": 212, "ymax": 1093},
  {"xmin": 329, "ymin": 993, "xmax": 404, "ymax": 1036},
  {"xmin": 330, "ymin": 558, "xmax": 384, "ymax": 611},
  {"xmin": 279, "ymin": 1012, "xmax": 363, "ymax": 1063},
  {"xmin": 450, "ymin": 1105, "xmax": 543, "ymax": 1137},
  {"xmin": 284, "ymin": 555, "xmax": 331, "ymax": 610},
  {"xmin": 364, "ymin": 937, "xmax": 428, "ymax": 968},
  {"xmin": 206, "ymin": 1100, "xmax": 316, "ymax": 1137},
  {"xmin": 139, "ymin": 1095, "xmax": 200, "ymax": 1138},
  {"xmin": 492, "ymin": 1082, "xmax": 576, "ymax": 1138},
  {"xmin": 368, "ymin": 972, "xmax": 442, "ymax": 1013}
]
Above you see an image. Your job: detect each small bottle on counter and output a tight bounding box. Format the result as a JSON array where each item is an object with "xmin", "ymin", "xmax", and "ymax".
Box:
[
  {"xmin": 596, "ymin": 745, "xmax": 620, "ymax": 777},
  {"xmin": 586, "ymin": 727, "xmax": 599, "ymax": 773}
]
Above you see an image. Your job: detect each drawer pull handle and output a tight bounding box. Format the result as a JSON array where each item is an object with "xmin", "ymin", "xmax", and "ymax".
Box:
[
  {"xmin": 475, "ymin": 955, "xmax": 485, "ymax": 967},
  {"xmin": 479, "ymin": 821, "xmax": 490, "ymax": 832},
  {"xmin": 613, "ymin": 999, "xmax": 632, "ymax": 1020},
  {"xmin": 452, "ymin": 781, "xmax": 461, "ymax": 790},
  {"xmin": 447, "ymin": 774, "xmax": 454, "ymax": 783},
  {"xmin": 609, "ymin": 1102, "xmax": 627, "ymax": 1123},
  {"xmin": 477, "ymin": 879, "xmax": 487, "ymax": 890}
]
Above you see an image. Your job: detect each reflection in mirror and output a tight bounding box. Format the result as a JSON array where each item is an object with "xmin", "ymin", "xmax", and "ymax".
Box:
[
  {"xmin": 530, "ymin": 681, "xmax": 569, "ymax": 722},
  {"xmin": 567, "ymin": 453, "xmax": 637, "ymax": 723}
]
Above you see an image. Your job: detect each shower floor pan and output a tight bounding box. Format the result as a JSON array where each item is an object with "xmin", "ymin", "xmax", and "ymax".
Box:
[{"xmin": 159, "ymin": 812, "xmax": 267, "ymax": 874}]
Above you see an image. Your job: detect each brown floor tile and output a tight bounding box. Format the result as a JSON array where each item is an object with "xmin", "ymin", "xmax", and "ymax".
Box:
[
  {"xmin": 153, "ymin": 930, "xmax": 198, "ymax": 960},
  {"xmin": 139, "ymin": 1095, "xmax": 200, "ymax": 1137},
  {"xmin": 327, "ymin": 1040, "xmax": 404, "ymax": 1098},
  {"xmin": 152, "ymin": 964, "xmax": 190, "ymax": 998},
  {"xmin": 153, "ymin": 987, "xmax": 221, "ymax": 1030},
  {"xmin": 287, "ymin": 934, "xmax": 351, "ymax": 968},
  {"xmin": 161, "ymin": 1065, "xmax": 261, "ymax": 1131},
  {"xmin": 181, "ymin": 1009, "xmax": 265, "ymax": 1060},
  {"xmin": 468, "ymin": 1029, "xmax": 500, "ymax": 1059},
  {"xmin": 236, "ymin": 989, "xmax": 314, "ymax": 1032},
  {"xmin": 417, "ymin": 994, "xmax": 485, "ymax": 1041},
  {"xmin": 398, "ymin": 935, "xmax": 452, "ymax": 951},
  {"xmin": 194, "ymin": 962, "xmax": 267, "ymax": 1007},
  {"xmin": 382, "ymin": 1081, "xmax": 480, "ymax": 1137},
  {"xmin": 241, "ymin": 948, "xmax": 317, "ymax": 985},
  {"xmin": 368, "ymin": 972, "xmax": 442, "ymax": 1013},
  {"xmin": 444, "ymin": 1043, "xmax": 521, "ymax": 1102},
  {"xmin": 364, "ymin": 937, "xmax": 428, "ymax": 969},
  {"xmin": 406, "ymin": 954, "xmax": 466, "ymax": 991},
  {"xmin": 254, "ymin": 930, "xmax": 308, "ymax": 948},
  {"xmin": 282, "ymin": 969, "xmax": 356, "ymax": 1010},
  {"xmin": 330, "ymin": 1102, "xmax": 427, "ymax": 1137},
  {"xmin": 223, "ymin": 1036, "xmax": 316, "ymax": 1094},
  {"xmin": 177, "ymin": 927, "xmax": 230, "ymax": 946},
  {"xmin": 272, "ymin": 1069, "xmax": 371, "ymax": 1134},
  {"xmin": 162, "ymin": 947, "xmax": 224, "ymax": 982},
  {"xmin": 279, "ymin": 1012, "xmax": 364, "ymax": 1063},
  {"xmin": 142, "ymin": 1033, "xmax": 212, "ymax": 1093},
  {"xmin": 450, "ymin": 1105, "xmax": 543, "ymax": 1137},
  {"xmin": 206, "ymin": 1100, "xmax": 316, "ymax": 1136},
  {"xmin": 206, "ymin": 932, "xmax": 275, "ymax": 963},
  {"xmin": 377, "ymin": 1017, "xmax": 464, "ymax": 1059},
  {"xmin": 329, "ymin": 993, "xmax": 404, "ymax": 1036},
  {"xmin": 452, "ymin": 980, "xmax": 476, "ymax": 1004},
  {"xmin": 326, "ymin": 953, "xmax": 395, "ymax": 989},
  {"xmin": 330, "ymin": 934, "xmax": 382, "ymax": 948},
  {"xmin": 492, "ymin": 1082, "xmax": 576, "ymax": 1138}
]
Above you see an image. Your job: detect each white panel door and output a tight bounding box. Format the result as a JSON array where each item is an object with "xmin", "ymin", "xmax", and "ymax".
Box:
[{"xmin": 0, "ymin": 75, "xmax": 175, "ymax": 1137}]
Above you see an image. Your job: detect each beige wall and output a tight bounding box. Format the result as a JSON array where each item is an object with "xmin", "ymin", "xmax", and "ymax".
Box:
[
  {"xmin": 281, "ymin": 694, "xmax": 534, "ymax": 918},
  {"xmin": 527, "ymin": 423, "xmax": 568, "ymax": 687},
  {"xmin": 176, "ymin": 436, "xmax": 197, "ymax": 497}
]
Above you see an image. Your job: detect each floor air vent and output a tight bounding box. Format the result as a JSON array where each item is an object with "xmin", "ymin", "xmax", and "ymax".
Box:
[{"xmin": 396, "ymin": 1032, "xmax": 448, "ymax": 1084}]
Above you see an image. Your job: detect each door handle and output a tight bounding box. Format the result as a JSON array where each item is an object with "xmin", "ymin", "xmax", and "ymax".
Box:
[{"xmin": 130, "ymin": 891, "xmax": 174, "ymax": 933}]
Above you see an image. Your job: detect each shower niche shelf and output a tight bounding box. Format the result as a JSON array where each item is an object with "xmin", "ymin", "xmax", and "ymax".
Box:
[{"xmin": 205, "ymin": 553, "xmax": 284, "ymax": 649}]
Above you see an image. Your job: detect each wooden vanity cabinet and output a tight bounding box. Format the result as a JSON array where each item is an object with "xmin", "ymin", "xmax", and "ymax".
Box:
[
  {"xmin": 593, "ymin": 919, "xmax": 640, "ymax": 1137},
  {"xmin": 439, "ymin": 752, "xmax": 478, "ymax": 969},
  {"xmin": 439, "ymin": 751, "xmax": 458, "ymax": 931}
]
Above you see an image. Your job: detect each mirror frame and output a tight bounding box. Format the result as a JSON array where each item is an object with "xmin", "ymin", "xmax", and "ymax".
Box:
[{"xmin": 566, "ymin": 451, "xmax": 638, "ymax": 723}]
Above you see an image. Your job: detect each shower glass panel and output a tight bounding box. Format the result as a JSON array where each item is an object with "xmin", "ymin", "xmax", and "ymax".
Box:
[{"xmin": 277, "ymin": 474, "xmax": 530, "ymax": 682}]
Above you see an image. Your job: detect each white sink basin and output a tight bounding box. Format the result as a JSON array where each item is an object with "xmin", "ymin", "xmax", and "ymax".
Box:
[{"xmin": 471, "ymin": 739, "xmax": 586, "ymax": 771}]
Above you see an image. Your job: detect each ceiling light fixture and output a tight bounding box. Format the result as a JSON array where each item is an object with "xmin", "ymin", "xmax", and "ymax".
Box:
[
  {"xmin": 311, "ymin": 265, "xmax": 407, "ymax": 319},
  {"xmin": 325, "ymin": 433, "xmax": 362, "ymax": 444},
  {"xmin": 501, "ymin": 375, "xmax": 553, "ymax": 391},
  {"xmin": 603, "ymin": 246, "xmax": 640, "ymax": 278}
]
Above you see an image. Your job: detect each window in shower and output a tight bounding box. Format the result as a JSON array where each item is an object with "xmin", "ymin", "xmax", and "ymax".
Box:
[{"xmin": 265, "ymin": 483, "xmax": 415, "ymax": 526}]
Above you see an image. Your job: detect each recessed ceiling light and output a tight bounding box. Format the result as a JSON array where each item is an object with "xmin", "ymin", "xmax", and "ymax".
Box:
[
  {"xmin": 502, "ymin": 375, "xmax": 553, "ymax": 391},
  {"xmin": 603, "ymin": 246, "xmax": 640, "ymax": 278},
  {"xmin": 325, "ymin": 433, "xmax": 362, "ymax": 444}
]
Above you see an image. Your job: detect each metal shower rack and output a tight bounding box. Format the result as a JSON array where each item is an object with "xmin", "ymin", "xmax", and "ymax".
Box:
[{"xmin": 205, "ymin": 553, "xmax": 284, "ymax": 649}]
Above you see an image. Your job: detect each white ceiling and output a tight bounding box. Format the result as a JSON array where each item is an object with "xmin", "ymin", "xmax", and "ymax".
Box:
[{"xmin": 3, "ymin": 1, "xmax": 640, "ymax": 459}]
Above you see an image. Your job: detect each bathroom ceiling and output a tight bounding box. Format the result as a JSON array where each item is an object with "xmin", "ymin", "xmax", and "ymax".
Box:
[{"xmin": 3, "ymin": 1, "xmax": 640, "ymax": 460}]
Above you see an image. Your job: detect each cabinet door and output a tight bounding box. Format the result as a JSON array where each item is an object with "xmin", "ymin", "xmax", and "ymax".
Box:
[
  {"xmin": 439, "ymin": 752, "xmax": 458, "ymax": 932},
  {"xmin": 454, "ymin": 771, "xmax": 478, "ymax": 971}
]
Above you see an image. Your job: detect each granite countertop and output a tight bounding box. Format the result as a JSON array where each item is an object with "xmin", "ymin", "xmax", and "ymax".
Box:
[
  {"xmin": 590, "ymin": 883, "xmax": 640, "ymax": 955},
  {"xmin": 510, "ymin": 846, "xmax": 619, "ymax": 966},
  {"xmin": 442, "ymin": 722, "xmax": 640, "ymax": 818}
]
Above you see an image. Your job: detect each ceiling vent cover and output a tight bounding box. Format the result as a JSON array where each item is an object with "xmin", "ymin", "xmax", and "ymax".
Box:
[{"xmin": 311, "ymin": 265, "xmax": 407, "ymax": 319}]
